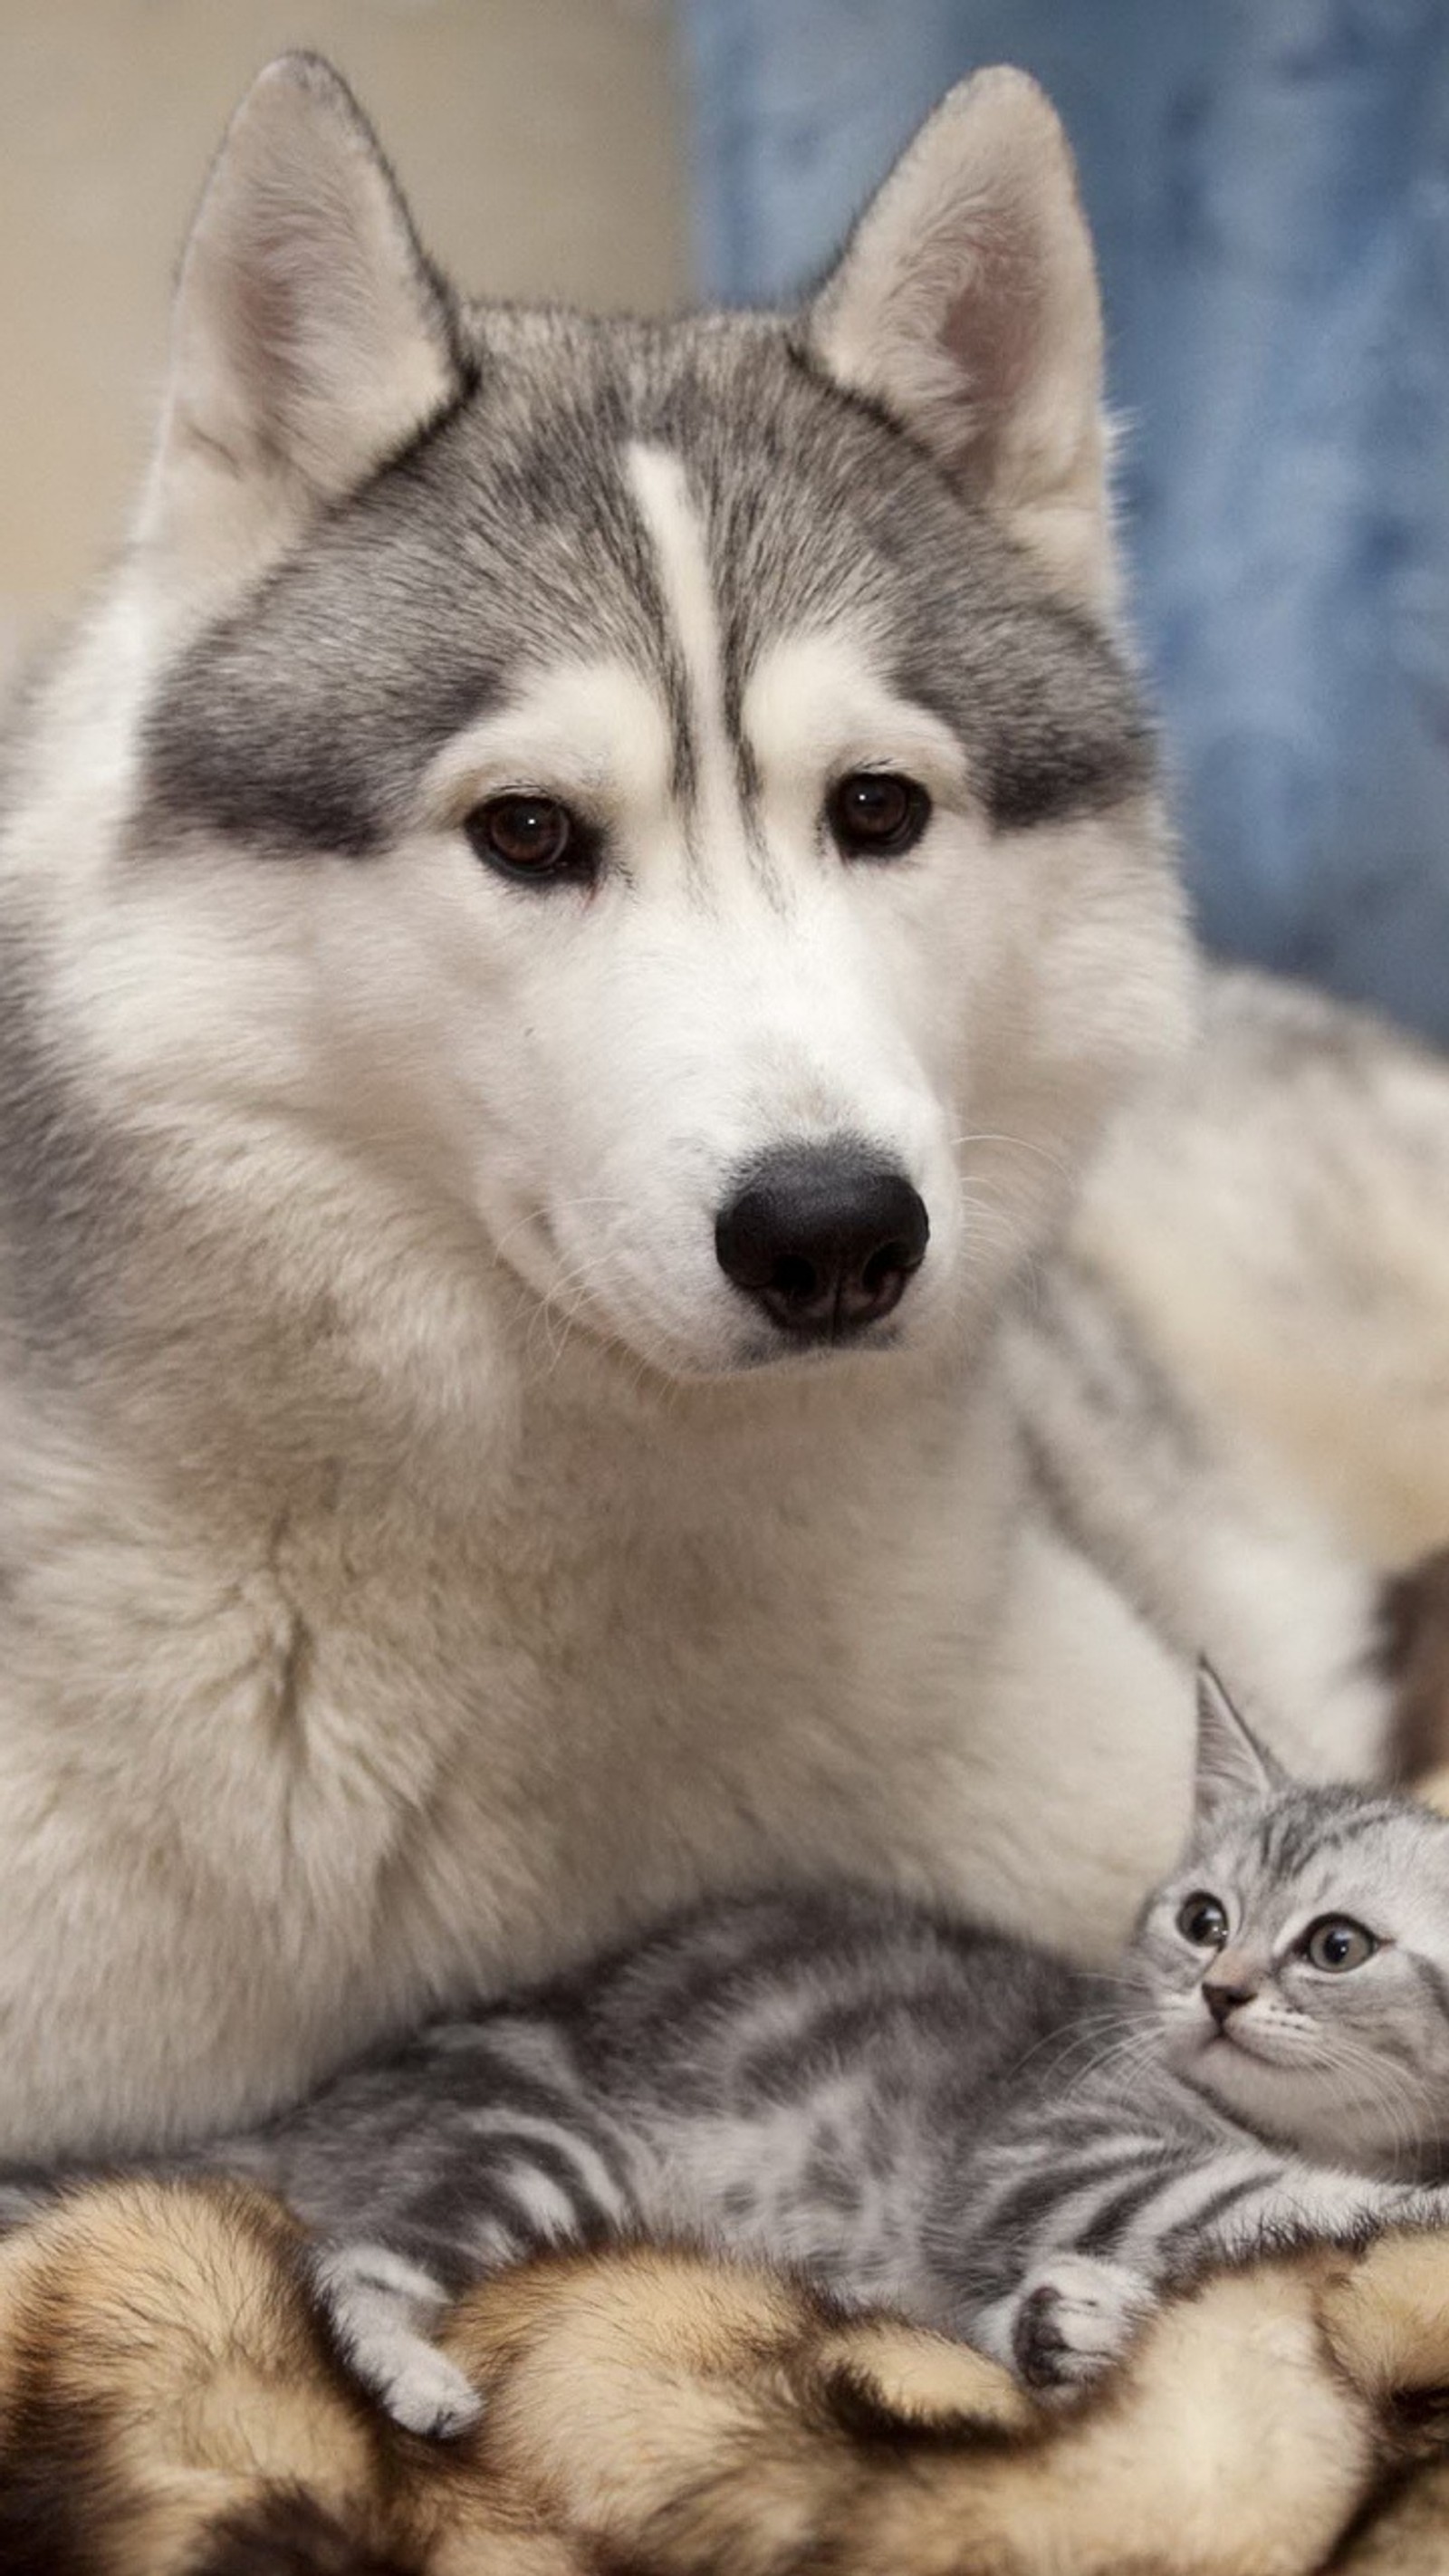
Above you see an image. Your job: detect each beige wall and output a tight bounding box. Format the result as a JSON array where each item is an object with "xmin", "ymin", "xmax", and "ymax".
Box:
[{"xmin": 0, "ymin": 0, "xmax": 686, "ymax": 674}]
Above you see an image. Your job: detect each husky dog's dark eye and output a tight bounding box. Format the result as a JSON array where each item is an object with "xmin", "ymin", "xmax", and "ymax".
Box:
[
  {"xmin": 465, "ymin": 793, "xmax": 595, "ymax": 885},
  {"xmin": 1300, "ymin": 1916, "xmax": 1377, "ymax": 1974},
  {"xmin": 1177, "ymin": 1893, "xmax": 1229, "ymax": 1948},
  {"xmin": 827, "ymin": 772, "xmax": 931, "ymax": 860}
]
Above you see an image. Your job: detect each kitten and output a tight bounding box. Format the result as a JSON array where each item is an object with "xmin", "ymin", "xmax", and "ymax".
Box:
[{"xmin": 16, "ymin": 1671, "xmax": 1449, "ymax": 2439}]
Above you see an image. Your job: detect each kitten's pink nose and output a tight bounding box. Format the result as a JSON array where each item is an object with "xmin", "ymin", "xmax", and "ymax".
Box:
[{"xmin": 1204, "ymin": 1979, "xmax": 1255, "ymax": 2029}]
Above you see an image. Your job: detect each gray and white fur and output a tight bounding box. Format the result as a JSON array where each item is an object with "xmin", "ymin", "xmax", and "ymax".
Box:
[
  {"xmin": 0, "ymin": 49, "xmax": 1420, "ymax": 2185},
  {"xmin": 56, "ymin": 1667, "xmax": 1442, "ymax": 2437}
]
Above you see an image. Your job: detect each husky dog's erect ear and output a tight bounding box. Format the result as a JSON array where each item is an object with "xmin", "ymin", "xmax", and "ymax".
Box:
[
  {"xmin": 807, "ymin": 69, "xmax": 1112, "ymax": 610},
  {"xmin": 1194, "ymin": 1662, "xmax": 1290, "ymax": 1827},
  {"xmin": 137, "ymin": 53, "xmax": 463, "ymax": 599}
]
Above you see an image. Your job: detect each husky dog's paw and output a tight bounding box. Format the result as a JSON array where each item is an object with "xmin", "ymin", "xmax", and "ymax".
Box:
[
  {"xmin": 310, "ymin": 2240, "xmax": 483, "ymax": 2439},
  {"xmin": 1010, "ymin": 2253, "xmax": 1152, "ymax": 2395}
]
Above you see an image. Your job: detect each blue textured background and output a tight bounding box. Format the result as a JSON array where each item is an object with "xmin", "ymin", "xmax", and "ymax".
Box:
[{"xmin": 680, "ymin": 0, "xmax": 1449, "ymax": 1041}]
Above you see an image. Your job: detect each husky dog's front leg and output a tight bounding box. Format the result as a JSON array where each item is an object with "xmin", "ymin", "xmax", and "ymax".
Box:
[{"xmin": 308, "ymin": 2240, "xmax": 483, "ymax": 2437}]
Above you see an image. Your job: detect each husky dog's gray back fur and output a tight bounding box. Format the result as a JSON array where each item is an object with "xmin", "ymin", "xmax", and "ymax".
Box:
[{"xmin": 0, "ymin": 56, "xmax": 1397, "ymax": 2162}]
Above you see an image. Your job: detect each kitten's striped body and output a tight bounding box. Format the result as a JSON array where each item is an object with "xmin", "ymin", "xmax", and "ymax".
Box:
[
  {"xmin": 210, "ymin": 1859, "xmax": 1449, "ymax": 2423},
  {"xmin": 14, "ymin": 1680, "xmax": 1449, "ymax": 2435}
]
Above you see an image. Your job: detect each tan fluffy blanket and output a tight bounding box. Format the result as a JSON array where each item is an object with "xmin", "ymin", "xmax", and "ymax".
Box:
[{"xmin": 4, "ymin": 2177, "xmax": 1449, "ymax": 2574}]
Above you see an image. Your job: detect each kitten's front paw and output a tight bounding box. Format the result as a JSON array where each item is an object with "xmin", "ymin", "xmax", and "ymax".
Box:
[
  {"xmin": 1011, "ymin": 2254, "xmax": 1151, "ymax": 2395},
  {"xmin": 311, "ymin": 2239, "xmax": 483, "ymax": 2440},
  {"xmin": 366, "ymin": 2337, "xmax": 484, "ymax": 2441}
]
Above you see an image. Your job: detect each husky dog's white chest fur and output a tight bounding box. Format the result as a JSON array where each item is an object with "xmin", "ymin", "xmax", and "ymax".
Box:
[
  {"xmin": 0, "ymin": 1275, "xmax": 1176, "ymax": 2154},
  {"xmin": 0, "ymin": 56, "xmax": 1398, "ymax": 2157}
]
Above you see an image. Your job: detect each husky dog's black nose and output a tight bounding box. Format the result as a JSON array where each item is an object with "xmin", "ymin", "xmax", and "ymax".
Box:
[{"xmin": 715, "ymin": 1146, "xmax": 929, "ymax": 1341}]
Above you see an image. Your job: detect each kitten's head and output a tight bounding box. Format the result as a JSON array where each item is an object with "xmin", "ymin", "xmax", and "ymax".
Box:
[{"xmin": 1130, "ymin": 1667, "xmax": 1449, "ymax": 2173}]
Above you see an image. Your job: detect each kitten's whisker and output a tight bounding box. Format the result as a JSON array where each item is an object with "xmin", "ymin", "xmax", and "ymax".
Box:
[
  {"xmin": 1321, "ymin": 2033, "xmax": 1430, "ymax": 2179},
  {"xmin": 1051, "ymin": 2022, "xmax": 1166, "ymax": 2109},
  {"xmin": 1004, "ymin": 2005, "xmax": 1152, "ymax": 2088}
]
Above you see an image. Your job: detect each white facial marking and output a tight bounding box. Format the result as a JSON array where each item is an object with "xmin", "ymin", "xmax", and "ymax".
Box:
[
  {"xmin": 423, "ymin": 657, "xmax": 674, "ymax": 830},
  {"xmin": 742, "ymin": 630, "xmax": 973, "ymax": 818},
  {"xmin": 625, "ymin": 443, "xmax": 738, "ymax": 852}
]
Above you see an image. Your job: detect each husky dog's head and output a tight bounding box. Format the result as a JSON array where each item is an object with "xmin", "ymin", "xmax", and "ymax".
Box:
[{"xmin": 22, "ymin": 59, "xmax": 1191, "ymax": 1386}]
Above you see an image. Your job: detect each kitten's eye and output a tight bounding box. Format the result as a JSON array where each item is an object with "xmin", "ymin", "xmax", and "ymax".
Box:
[
  {"xmin": 827, "ymin": 772, "xmax": 931, "ymax": 860},
  {"xmin": 1176, "ymin": 1893, "xmax": 1229, "ymax": 1948},
  {"xmin": 1301, "ymin": 1917, "xmax": 1377, "ymax": 1974},
  {"xmin": 465, "ymin": 793, "xmax": 596, "ymax": 886}
]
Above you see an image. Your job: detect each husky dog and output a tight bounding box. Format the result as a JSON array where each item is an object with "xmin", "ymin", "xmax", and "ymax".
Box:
[{"xmin": 0, "ymin": 56, "xmax": 1400, "ymax": 2162}]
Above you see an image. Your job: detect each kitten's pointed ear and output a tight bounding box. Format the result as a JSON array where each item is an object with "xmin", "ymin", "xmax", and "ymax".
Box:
[
  {"xmin": 137, "ymin": 53, "xmax": 464, "ymax": 601},
  {"xmin": 806, "ymin": 68, "xmax": 1114, "ymax": 611},
  {"xmin": 1195, "ymin": 1662, "xmax": 1289, "ymax": 1825}
]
